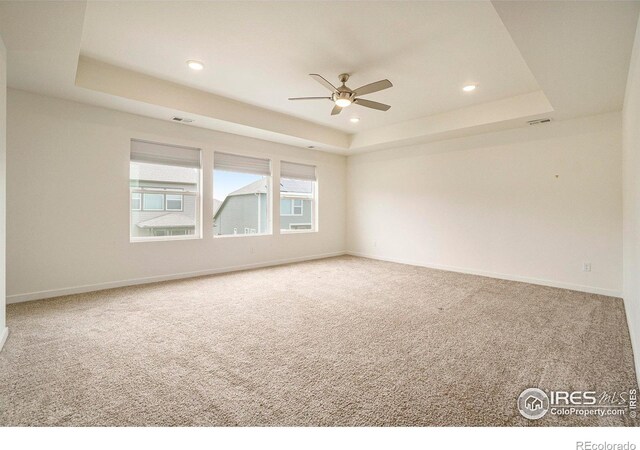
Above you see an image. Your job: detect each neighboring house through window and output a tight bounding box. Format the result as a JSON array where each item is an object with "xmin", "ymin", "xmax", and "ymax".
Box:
[
  {"xmin": 130, "ymin": 139, "xmax": 201, "ymax": 241},
  {"xmin": 280, "ymin": 161, "xmax": 317, "ymax": 232},
  {"xmin": 130, "ymin": 145, "xmax": 316, "ymax": 239},
  {"xmin": 213, "ymin": 152, "xmax": 272, "ymax": 237}
]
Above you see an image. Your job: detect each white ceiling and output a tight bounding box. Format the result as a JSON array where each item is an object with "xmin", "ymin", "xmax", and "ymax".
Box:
[
  {"xmin": 493, "ymin": 0, "xmax": 640, "ymax": 120},
  {"xmin": 0, "ymin": 1, "xmax": 638, "ymax": 154},
  {"xmin": 80, "ymin": 1, "xmax": 540, "ymax": 133}
]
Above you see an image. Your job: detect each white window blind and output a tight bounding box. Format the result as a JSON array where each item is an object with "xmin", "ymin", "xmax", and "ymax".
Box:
[
  {"xmin": 214, "ymin": 152, "xmax": 271, "ymax": 175},
  {"xmin": 131, "ymin": 139, "xmax": 201, "ymax": 168},
  {"xmin": 280, "ymin": 161, "xmax": 316, "ymax": 181}
]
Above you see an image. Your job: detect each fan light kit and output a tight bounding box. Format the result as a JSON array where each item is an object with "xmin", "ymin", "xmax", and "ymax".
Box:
[
  {"xmin": 335, "ymin": 97, "xmax": 352, "ymax": 108},
  {"xmin": 289, "ymin": 73, "xmax": 393, "ymax": 116},
  {"xmin": 187, "ymin": 60, "xmax": 204, "ymax": 71}
]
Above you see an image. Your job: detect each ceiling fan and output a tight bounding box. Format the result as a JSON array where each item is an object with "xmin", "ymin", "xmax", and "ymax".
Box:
[{"xmin": 289, "ymin": 73, "xmax": 393, "ymax": 116}]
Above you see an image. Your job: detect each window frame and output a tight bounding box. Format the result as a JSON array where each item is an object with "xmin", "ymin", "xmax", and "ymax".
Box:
[
  {"xmin": 130, "ymin": 143, "xmax": 322, "ymax": 242},
  {"xmin": 212, "ymin": 153, "xmax": 273, "ymax": 238},
  {"xmin": 129, "ymin": 138, "xmax": 202, "ymax": 243}
]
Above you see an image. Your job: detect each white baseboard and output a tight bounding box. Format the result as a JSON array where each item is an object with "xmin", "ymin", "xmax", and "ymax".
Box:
[
  {"xmin": 347, "ymin": 251, "xmax": 622, "ymax": 298},
  {"xmin": 6, "ymin": 250, "xmax": 620, "ymax": 304},
  {"xmin": 6, "ymin": 251, "xmax": 347, "ymax": 304},
  {"xmin": 0, "ymin": 327, "xmax": 8, "ymax": 352}
]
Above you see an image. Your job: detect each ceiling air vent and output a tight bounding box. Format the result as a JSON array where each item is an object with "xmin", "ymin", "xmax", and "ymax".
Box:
[
  {"xmin": 171, "ymin": 116, "xmax": 194, "ymax": 123},
  {"xmin": 527, "ymin": 118, "xmax": 552, "ymax": 126}
]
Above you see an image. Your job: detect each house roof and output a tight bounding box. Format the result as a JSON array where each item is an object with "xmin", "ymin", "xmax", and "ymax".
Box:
[
  {"xmin": 213, "ymin": 198, "xmax": 223, "ymax": 216},
  {"xmin": 226, "ymin": 178, "xmax": 311, "ymax": 197},
  {"xmin": 136, "ymin": 213, "xmax": 195, "ymax": 229},
  {"xmin": 281, "ymin": 178, "xmax": 312, "ymax": 194},
  {"xmin": 227, "ymin": 179, "xmax": 268, "ymax": 197}
]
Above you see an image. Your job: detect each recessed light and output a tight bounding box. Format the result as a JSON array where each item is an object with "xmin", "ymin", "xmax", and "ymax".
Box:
[
  {"xmin": 350, "ymin": 117, "xmax": 360, "ymax": 123},
  {"xmin": 187, "ymin": 60, "xmax": 204, "ymax": 71},
  {"xmin": 463, "ymin": 84, "xmax": 477, "ymax": 92}
]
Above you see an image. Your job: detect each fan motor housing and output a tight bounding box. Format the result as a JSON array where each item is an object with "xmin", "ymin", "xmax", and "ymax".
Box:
[{"xmin": 333, "ymin": 91, "xmax": 354, "ymax": 103}]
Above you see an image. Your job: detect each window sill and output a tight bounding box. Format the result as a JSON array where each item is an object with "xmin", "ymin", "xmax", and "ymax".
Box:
[
  {"xmin": 130, "ymin": 235, "xmax": 201, "ymax": 243},
  {"xmin": 280, "ymin": 229, "xmax": 317, "ymax": 234},
  {"xmin": 214, "ymin": 233, "xmax": 272, "ymax": 239}
]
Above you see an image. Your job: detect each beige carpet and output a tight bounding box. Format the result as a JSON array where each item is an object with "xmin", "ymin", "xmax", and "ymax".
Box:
[{"xmin": 0, "ymin": 256, "xmax": 637, "ymax": 426}]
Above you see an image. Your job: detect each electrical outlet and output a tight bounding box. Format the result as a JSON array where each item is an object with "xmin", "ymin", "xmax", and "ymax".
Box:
[
  {"xmin": 583, "ymin": 262, "xmax": 592, "ymax": 272},
  {"xmin": 373, "ymin": 241, "xmax": 377, "ymax": 248},
  {"xmin": 250, "ymin": 247, "xmax": 255, "ymax": 254}
]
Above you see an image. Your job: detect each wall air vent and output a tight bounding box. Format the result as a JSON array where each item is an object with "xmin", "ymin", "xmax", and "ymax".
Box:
[
  {"xmin": 171, "ymin": 117, "xmax": 194, "ymax": 123},
  {"xmin": 527, "ymin": 118, "xmax": 552, "ymax": 126}
]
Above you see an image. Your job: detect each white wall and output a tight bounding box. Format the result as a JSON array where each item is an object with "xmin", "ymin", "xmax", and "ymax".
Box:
[
  {"xmin": 6, "ymin": 89, "xmax": 346, "ymax": 302},
  {"xmin": 3, "ymin": 86, "xmax": 628, "ymax": 307},
  {"xmin": 0, "ymin": 36, "xmax": 7, "ymax": 349},
  {"xmin": 623, "ymin": 18, "xmax": 640, "ymax": 382},
  {"xmin": 347, "ymin": 112, "xmax": 623, "ymax": 296}
]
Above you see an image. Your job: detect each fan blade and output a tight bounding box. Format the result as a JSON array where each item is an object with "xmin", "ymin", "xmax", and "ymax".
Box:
[
  {"xmin": 331, "ymin": 104, "xmax": 342, "ymax": 115},
  {"xmin": 288, "ymin": 97, "xmax": 331, "ymax": 101},
  {"xmin": 353, "ymin": 79, "xmax": 393, "ymax": 96},
  {"xmin": 310, "ymin": 74, "xmax": 338, "ymax": 93},
  {"xmin": 354, "ymin": 98, "xmax": 391, "ymax": 111}
]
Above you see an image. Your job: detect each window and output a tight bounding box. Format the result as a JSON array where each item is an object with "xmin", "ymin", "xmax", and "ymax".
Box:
[
  {"xmin": 131, "ymin": 193, "xmax": 141, "ymax": 211},
  {"xmin": 280, "ymin": 198, "xmax": 304, "ymax": 216},
  {"xmin": 280, "ymin": 161, "xmax": 317, "ymax": 233},
  {"xmin": 143, "ymin": 193, "xmax": 164, "ymax": 211},
  {"xmin": 130, "ymin": 139, "xmax": 201, "ymax": 241},
  {"xmin": 133, "ymin": 189, "xmax": 184, "ymax": 212},
  {"xmin": 165, "ymin": 194, "xmax": 183, "ymax": 211},
  {"xmin": 213, "ymin": 152, "xmax": 271, "ymax": 237}
]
